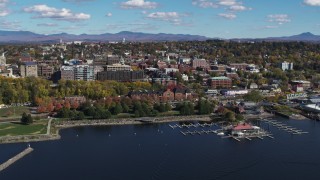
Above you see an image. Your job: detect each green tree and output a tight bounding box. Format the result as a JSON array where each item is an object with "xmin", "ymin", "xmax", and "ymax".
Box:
[
  {"xmin": 112, "ymin": 103, "xmax": 123, "ymax": 115},
  {"xmin": 165, "ymin": 103, "xmax": 172, "ymax": 112},
  {"xmin": 21, "ymin": 112, "xmax": 33, "ymax": 124},
  {"xmin": 225, "ymin": 111, "xmax": 236, "ymax": 122},
  {"xmin": 243, "ymin": 90, "xmax": 264, "ymax": 103}
]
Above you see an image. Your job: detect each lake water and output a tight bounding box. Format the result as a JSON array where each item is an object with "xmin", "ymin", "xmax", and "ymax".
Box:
[{"xmin": 1, "ymin": 117, "xmax": 320, "ymax": 180}]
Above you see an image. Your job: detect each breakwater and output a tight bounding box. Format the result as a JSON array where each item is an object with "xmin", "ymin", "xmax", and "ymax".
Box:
[{"xmin": 0, "ymin": 147, "xmax": 34, "ymax": 172}]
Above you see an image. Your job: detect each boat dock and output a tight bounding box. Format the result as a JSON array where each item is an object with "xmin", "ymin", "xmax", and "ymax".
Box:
[
  {"xmin": 261, "ymin": 118, "xmax": 309, "ymax": 135},
  {"xmin": 179, "ymin": 129, "xmax": 222, "ymax": 136},
  {"xmin": 0, "ymin": 146, "xmax": 34, "ymax": 172},
  {"xmin": 169, "ymin": 122, "xmax": 216, "ymax": 129},
  {"xmin": 169, "ymin": 122, "xmax": 275, "ymax": 141}
]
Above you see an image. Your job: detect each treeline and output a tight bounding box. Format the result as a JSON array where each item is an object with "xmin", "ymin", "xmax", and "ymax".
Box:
[
  {"xmin": 55, "ymin": 99, "xmax": 215, "ymax": 120},
  {"xmin": 0, "ymin": 76, "xmax": 153, "ymax": 105}
]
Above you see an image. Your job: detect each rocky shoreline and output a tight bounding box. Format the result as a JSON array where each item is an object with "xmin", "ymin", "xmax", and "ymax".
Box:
[
  {"xmin": 0, "ymin": 115, "xmax": 211, "ymax": 144},
  {"xmin": 0, "ymin": 113, "xmax": 276, "ymax": 144}
]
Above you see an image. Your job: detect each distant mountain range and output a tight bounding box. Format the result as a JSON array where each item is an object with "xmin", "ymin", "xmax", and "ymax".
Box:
[
  {"xmin": 232, "ymin": 32, "xmax": 320, "ymax": 42},
  {"xmin": 0, "ymin": 30, "xmax": 209, "ymax": 43},
  {"xmin": 0, "ymin": 30, "xmax": 319, "ymax": 43}
]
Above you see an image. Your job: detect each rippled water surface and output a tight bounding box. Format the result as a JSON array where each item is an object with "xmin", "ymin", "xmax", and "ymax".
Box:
[{"xmin": 1, "ymin": 118, "xmax": 320, "ymax": 180}]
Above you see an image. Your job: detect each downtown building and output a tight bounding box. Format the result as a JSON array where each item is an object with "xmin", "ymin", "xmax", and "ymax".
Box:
[
  {"xmin": 208, "ymin": 76, "xmax": 232, "ymax": 89},
  {"xmin": 61, "ymin": 65, "xmax": 94, "ymax": 81},
  {"xmin": 97, "ymin": 64, "xmax": 144, "ymax": 82}
]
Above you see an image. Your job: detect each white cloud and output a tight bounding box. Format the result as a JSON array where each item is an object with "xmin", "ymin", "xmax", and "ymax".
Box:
[
  {"xmin": 304, "ymin": 0, "xmax": 320, "ymax": 6},
  {"xmin": 0, "ymin": 20, "xmax": 21, "ymax": 30},
  {"xmin": 106, "ymin": 12, "xmax": 112, "ymax": 17},
  {"xmin": 229, "ymin": 5, "xmax": 252, "ymax": 11},
  {"xmin": 145, "ymin": 12, "xmax": 191, "ymax": 26},
  {"xmin": 218, "ymin": 13, "xmax": 236, "ymax": 19},
  {"xmin": 62, "ymin": 0, "xmax": 96, "ymax": 2},
  {"xmin": 24, "ymin": 4, "xmax": 91, "ymax": 22},
  {"xmin": 268, "ymin": 14, "xmax": 291, "ymax": 25},
  {"xmin": 264, "ymin": 25, "xmax": 278, "ymax": 29},
  {"xmin": 37, "ymin": 23, "xmax": 58, "ymax": 27},
  {"xmin": 218, "ymin": 0, "xmax": 237, "ymax": 6},
  {"xmin": 192, "ymin": 0, "xmax": 251, "ymax": 19},
  {"xmin": 120, "ymin": 0, "xmax": 158, "ymax": 9},
  {"xmin": 0, "ymin": 0, "xmax": 10, "ymax": 16},
  {"xmin": 192, "ymin": 0, "xmax": 218, "ymax": 8}
]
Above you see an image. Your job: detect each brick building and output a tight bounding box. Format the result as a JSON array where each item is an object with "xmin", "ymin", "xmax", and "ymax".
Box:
[
  {"xmin": 38, "ymin": 63, "xmax": 54, "ymax": 79},
  {"xmin": 192, "ymin": 59, "xmax": 209, "ymax": 69},
  {"xmin": 97, "ymin": 70, "xmax": 144, "ymax": 82},
  {"xmin": 208, "ymin": 76, "xmax": 232, "ymax": 89}
]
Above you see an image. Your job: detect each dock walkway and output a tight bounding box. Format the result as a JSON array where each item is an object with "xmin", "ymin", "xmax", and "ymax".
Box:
[{"xmin": 0, "ymin": 147, "xmax": 33, "ymax": 172}]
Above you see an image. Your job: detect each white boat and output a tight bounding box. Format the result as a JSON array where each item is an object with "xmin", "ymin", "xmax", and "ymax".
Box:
[{"xmin": 217, "ymin": 132, "xmax": 224, "ymax": 136}]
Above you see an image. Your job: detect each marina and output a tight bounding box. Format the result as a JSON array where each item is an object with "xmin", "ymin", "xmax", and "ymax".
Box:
[
  {"xmin": 260, "ymin": 118, "xmax": 309, "ymax": 135},
  {"xmin": 169, "ymin": 122, "xmax": 217, "ymax": 129},
  {"xmin": 170, "ymin": 122, "xmax": 273, "ymax": 141}
]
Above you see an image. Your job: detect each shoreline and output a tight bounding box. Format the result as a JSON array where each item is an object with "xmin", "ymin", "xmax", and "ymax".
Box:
[
  {"xmin": 0, "ymin": 115, "xmax": 211, "ymax": 144},
  {"xmin": 0, "ymin": 113, "xmax": 275, "ymax": 145}
]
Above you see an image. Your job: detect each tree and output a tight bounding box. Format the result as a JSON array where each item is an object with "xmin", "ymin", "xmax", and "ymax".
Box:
[
  {"xmin": 179, "ymin": 102, "xmax": 195, "ymax": 115},
  {"xmin": 112, "ymin": 103, "xmax": 123, "ymax": 115},
  {"xmin": 243, "ymin": 90, "xmax": 264, "ymax": 103},
  {"xmin": 225, "ymin": 111, "xmax": 236, "ymax": 122},
  {"xmin": 71, "ymin": 100, "xmax": 79, "ymax": 109},
  {"xmin": 21, "ymin": 112, "xmax": 33, "ymax": 124},
  {"xmin": 74, "ymin": 111, "xmax": 85, "ymax": 120},
  {"xmin": 121, "ymin": 103, "xmax": 130, "ymax": 113},
  {"xmin": 165, "ymin": 103, "xmax": 172, "ymax": 112}
]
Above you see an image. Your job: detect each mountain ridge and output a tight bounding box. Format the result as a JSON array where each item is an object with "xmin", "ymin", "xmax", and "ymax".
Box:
[{"xmin": 0, "ymin": 30, "xmax": 319, "ymax": 43}]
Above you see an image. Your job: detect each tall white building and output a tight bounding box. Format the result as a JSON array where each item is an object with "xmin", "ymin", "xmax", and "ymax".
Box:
[
  {"xmin": 281, "ymin": 61, "xmax": 293, "ymax": 71},
  {"xmin": 0, "ymin": 52, "xmax": 6, "ymax": 65}
]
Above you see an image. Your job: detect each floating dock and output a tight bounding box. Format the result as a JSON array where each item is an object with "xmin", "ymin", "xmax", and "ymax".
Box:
[
  {"xmin": 260, "ymin": 118, "xmax": 309, "ymax": 135},
  {"xmin": 169, "ymin": 122, "xmax": 216, "ymax": 129},
  {"xmin": 0, "ymin": 147, "xmax": 34, "ymax": 172}
]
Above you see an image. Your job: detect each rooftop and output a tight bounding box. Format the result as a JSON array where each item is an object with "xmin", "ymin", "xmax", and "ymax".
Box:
[{"xmin": 210, "ymin": 76, "xmax": 231, "ymax": 80}]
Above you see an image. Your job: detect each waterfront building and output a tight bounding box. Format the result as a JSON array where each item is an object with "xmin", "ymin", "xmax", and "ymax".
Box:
[{"xmin": 229, "ymin": 123, "xmax": 261, "ymax": 137}]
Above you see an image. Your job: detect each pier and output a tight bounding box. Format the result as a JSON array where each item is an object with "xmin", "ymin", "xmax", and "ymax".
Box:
[
  {"xmin": 0, "ymin": 146, "xmax": 34, "ymax": 172},
  {"xmin": 169, "ymin": 122, "xmax": 216, "ymax": 129},
  {"xmin": 260, "ymin": 118, "xmax": 309, "ymax": 135}
]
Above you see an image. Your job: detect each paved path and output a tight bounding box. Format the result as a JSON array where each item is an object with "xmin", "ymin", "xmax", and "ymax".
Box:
[{"xmin": 47, "ymin": 118, "xmax": 53, "ymax": 135}]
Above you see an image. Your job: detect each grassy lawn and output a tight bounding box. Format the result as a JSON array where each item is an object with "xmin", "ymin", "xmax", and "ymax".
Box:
[
  {"xmin": 0, "ymin": 120, "xmax": 47, "ymax": 136},
  {"xmin": 0, "ymin": 106, "xmax": 30, "ymax": 119}
]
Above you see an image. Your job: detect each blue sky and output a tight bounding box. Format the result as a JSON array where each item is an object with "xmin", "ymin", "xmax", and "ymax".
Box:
[{"xmin": 0, "ymin": 0, "xmax": 320, "ymax": 38}]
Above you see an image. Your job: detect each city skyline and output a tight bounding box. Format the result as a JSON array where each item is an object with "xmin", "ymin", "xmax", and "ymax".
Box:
[{"xmin": 0, "ymin": 0, "xmax": 320, "ymax": 38}]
